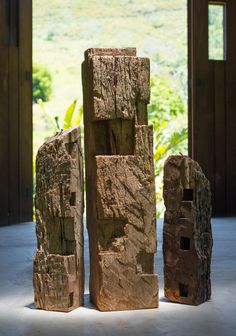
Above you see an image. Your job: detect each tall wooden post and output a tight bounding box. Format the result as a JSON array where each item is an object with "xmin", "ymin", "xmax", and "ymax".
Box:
[{"xmin": 82, "ymin": 48, "xmax": 158, "ymax": 311}]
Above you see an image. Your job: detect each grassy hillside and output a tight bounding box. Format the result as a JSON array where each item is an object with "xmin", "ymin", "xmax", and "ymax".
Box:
[
  {"xmin": 33, "ymin": 0, "xmax": 188, "ymax": 215},
  {"xmin": 33, "ymin": 0, "xmax": 187, "ymax": 116}
]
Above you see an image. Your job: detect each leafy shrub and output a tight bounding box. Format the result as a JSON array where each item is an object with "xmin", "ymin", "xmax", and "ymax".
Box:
[
  {"xmin": 148, "ymin": 76, "xmax": 188, "ymax": 216},
  {"xmin": 33, "ymin": 64, "xmax": 52, "ymax": 103},
  {"xmin": 37, "ymin": 99, "xmax": 83, "ymax": 132}
]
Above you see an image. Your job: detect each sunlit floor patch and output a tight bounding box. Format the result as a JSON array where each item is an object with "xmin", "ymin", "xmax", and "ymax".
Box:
[{"xmin": 0, "ymin": 219, "xmax": 235, "ymax": 336}]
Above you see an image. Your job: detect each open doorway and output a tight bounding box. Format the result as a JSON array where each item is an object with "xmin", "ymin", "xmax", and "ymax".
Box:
[{"xmin": 33, "ymin": 0, "xmax": 188, "ymax": 217}]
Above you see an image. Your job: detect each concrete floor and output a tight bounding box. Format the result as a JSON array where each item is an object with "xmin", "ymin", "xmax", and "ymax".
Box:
[{"xmin": 0, "ymin": 218, "xmax": 236, "ymax": 336}]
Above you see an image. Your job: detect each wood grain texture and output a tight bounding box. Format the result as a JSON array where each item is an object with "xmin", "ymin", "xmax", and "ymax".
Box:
[
  {"xmin": 226, "ymin": 0, "xmax": 236, "ymax": 215},
  {"xmin": 8, "ymin": 0, "xmax": 20, "ymax": 223},
  {"xmin": 189, "ymin": 0, "xmax": 215, "ymax": 208},
  {"xmin": 163, "ymin": 155, "xmax": 213, "ymax": 306},
  {"xmin": 33, "ymin": 127, "xmax": 84, "ymax": 312},
  {"xmin": 0, "ymin": 0, "xmax": 32, "ymax": 225},
  {"xmin": 83, "ymin": 48, "xmax": 158, "ymax": 311},
  {"xmin": 214, "ymin": 62, "xmax": 226, "ymax": 215},
  {"xmin": 188, "ymin": 0, "xmax": 236, "ymax": 215},
  {"xmin": 0, "ymin": 0, "xmax": 9, "ymax": 226},
  {"xmin": 19, "ymin": 0, "xmax": 32, "ymax": 222},
  {"xmin": 92, "ymin": 56, "xmax": 150, "ymax": 120}
]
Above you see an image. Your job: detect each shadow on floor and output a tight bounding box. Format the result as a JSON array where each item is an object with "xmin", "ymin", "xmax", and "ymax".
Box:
[
  {"xmin": 25, "ymin": 303, "xmax": 36, "ymax": 310},
  {"xmin": 159, "ymin": 296, "xmax": 169, "ymax": 303}
]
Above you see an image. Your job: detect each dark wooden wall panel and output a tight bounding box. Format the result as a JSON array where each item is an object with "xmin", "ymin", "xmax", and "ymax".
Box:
[
  {"xmin": 214, "ymin": 62, "xmax": 226, "ymax": 215},
  {"xmin": 8, "ymin": 0, "xmax": 20, "ymax": 223},
  {"xmin": 226, "ymin": 0, "xmax": 236, "ymax": 215},
  {"xmin": 189, "ymin": 0, "xmax": 216, "ymax": 210},
  {"xmin": 19, "ymin": 0, "xmax": 32, "ymax": 222},
  {"xmin": 0, "ymin": 0, "xmax": 9, "ymax": 226},
  {"xmin": 0, "ymin": 0, "xmax": 32, "ymax": 225},
  {"xmin": 189, "ymin": 0, "xmax": 236, "ymax": 216}
]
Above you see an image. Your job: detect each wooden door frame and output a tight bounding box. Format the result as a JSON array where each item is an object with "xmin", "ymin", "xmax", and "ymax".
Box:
[
  {"xmin": 0, "ymin": 0, "xmax": 32, "ymax": 226},
  {"xmin": 188, "ymin": 0, "xmax": 236, "ymax": 216}
]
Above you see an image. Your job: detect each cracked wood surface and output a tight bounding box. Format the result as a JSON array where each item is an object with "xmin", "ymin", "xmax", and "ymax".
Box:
[
  {"xmin": 33, "ymin": 126, "xmax": 84, "ymax": 312},
  {"xmin": 82, "ymin": 48, "xmax": 158, "ymax": 311},
  {"xmin": 163, "ymin": 155, "xmax": 213, "ymax": 305}
]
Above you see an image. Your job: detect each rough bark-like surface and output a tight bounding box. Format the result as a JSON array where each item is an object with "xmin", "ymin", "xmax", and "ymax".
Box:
[
  {"xmin": 82, "ymin": 48, "xmax": 158, "ymax": 311},
  {"xmin": 92, "ymin": 56, "xmax": 150, "ymax": 120},
  {"xmin": 33, "ymin": 126, "xmax": 84, "ymax": 312},
  {"xmin": 163, "ymin": 155, "xmax": 213, "ymax": 305}
]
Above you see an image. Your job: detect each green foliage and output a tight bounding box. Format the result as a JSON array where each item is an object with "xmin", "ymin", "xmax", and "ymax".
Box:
[
  {"xmin": 148, "ymin": 76, "xmax": 188, "ymax": 216},
  {"xmin": 33, "ymin": 0, "xmax": 188, "ymax": 218},
  {"xmin": 63, "ymin": 100, "xmax": 80, "ymax": 130},
  {"xmin": 37, "ymin": 99, "xmax": 83, "ymax": 132},
  {"xmin": 33, "ymin": 64, "xmax": 52, "ymax": 103},
  {"xmin": 33, "ymin": 0, "xmax": 187, "ymax": 115}
]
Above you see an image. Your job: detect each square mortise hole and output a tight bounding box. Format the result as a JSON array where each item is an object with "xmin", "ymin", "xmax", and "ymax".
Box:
[
  {"xmin": 70, "ymin": 192, "xmax": 76, "ymax": 206},
  {"xmin": 69, "ymin": 292, "xmax": 74, "ymax": 307},
  {"xmin": 93, "ymin": 119, "xmax": 134, "ymax": 155},
  {"xmin": 180, "ymin": 236, "xmax": 190, "ymax": 250},
  {"xmin": 183, "ymin": 189, "xmax": 193, "ymax": 201},
  {"xmin": 179, "ymin": 283, "xmax": 188, "ymax": 297}
]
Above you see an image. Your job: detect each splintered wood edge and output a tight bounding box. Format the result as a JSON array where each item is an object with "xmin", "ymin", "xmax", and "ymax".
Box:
[{"xmin": 84, "ymin": 47, "xmax": 137, "ymax": 60}]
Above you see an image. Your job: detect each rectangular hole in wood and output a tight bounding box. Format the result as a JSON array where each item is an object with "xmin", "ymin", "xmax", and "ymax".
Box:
[
  {"xmin": 93, "ymin": 119, "xmax": 134, "ymax": 155},
  {"xmin": 65, "ymin": 240, "xmax": 76, "ymax": 255},
  {"xmin": 97, "ymin": 219, "xmax": 126, "ymax": 251},
  {"xmin": 47, "ymin": 218, "xmax": 75, "ymax": 255},
  {"xmin": 183, "ymin": 189, "xmax": 193, "ymax": 201},
  {"xmin": 136, "ymin": 251, "xmax": 154, "ymax": 274},
  {"xmin": 69, "ymin": 292, "xmax": 74, "ymax": 307},
  {"xmin": 70, "ymin": 192, "xmax": 76, "ymax": 206},
  {"xmin": 179, "ymin": 283, "xmax": 188, "ymax": 297},
  {"xmin": 180, "ymin": 236, "xmax": 190, "ymax": 250},
  {"xmin": 65, "ymin": 142, "xmax": 76, "ymax": 155}
]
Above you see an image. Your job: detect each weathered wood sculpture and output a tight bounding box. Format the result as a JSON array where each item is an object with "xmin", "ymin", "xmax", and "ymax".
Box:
[
  {"xmin": 82, "ymin": 48, "xmax": 158, "ymax": 311},
  {"xmin": 163, "ymin": 155, "xmax": 213, "ymax": 305},
  {"xmin": 33, "ymin": 126, "xmax": 84, "ymax": 312}
]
